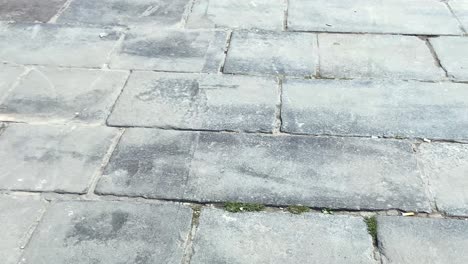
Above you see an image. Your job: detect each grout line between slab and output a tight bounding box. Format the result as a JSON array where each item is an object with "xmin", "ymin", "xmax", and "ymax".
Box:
[
  {"xmin": 47, "ymin": 0, "xmax": 74, "ymax": 24},
  {"xmin": 444, "ymin": 1, "xmax": 468, "ymax": 35}
]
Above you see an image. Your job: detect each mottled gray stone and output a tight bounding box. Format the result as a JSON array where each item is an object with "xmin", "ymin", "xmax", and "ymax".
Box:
[
  {"xmin": 0, "ymin": 64, "xmax": 26, "ymax": 98},
  {"xmin": 0, "ymin": 124, "xmax": 118, "ymax": 193},
  {"xmin": 418, "ymin": 143, "xmax": 468, "ymax": 217},
  {"xmin": 192, "ymin": 208, "xmax": 376, "ymax": 264},
  {"xmin": 0, "ymin": 67, "xmax": 129, "ymax": 124},
  {"xmin": 450, "ymin": 0, "xmax": 468, "ymax": 31},
  {"xmin": 187, "ymin": 0, "xmax": 284, "ymax": 30},
  {"xmin": 0, "ymin": 194, "xmax": 46, "ymax": 264},
  {"xmin": 430, "ymin": 37, "xmax": 468, "ymax": 81},
  {"xmin": 110, "ymin": 29, "xmax": 227, "ymax": 72},
  {"xmin": 224, "ymin": 31, "xmax": 318, "ymax": 76},
  {"xmin": 107, "ymin": 72, "xmax": 277, "ymax": 131},
  {"xmin": 20, "ymin": 201, "xmax": 192, "ymax": 264},
  {"xmin": 0, "ymin": 23, "xmax": 122, "ymax": 68},
  {"xmin": 378, "ymin": 216, "xmax": 468, "ymax": 264},
  {"xmin": 282, "ymin": 79, "xmax": 468, "ymax": 140},
  {"xmin": 319, "ymin": 34, "xmax": 445, "ymax": 80},
  {"xmin": 0, "ymin": 0, "xmax": 67, "ymax": 23},
  {"xmin": 288, "ymin": 0, "xmax": 461, "ymax": 35}
]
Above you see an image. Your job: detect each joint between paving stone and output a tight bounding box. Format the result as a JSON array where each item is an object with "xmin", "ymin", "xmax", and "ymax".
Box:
[
  {"xmin": 47, "ymin": 0, "xmax": 74, "ymax": 24},
  {"xmin": 218, "ymin": 30, "xmax": 233, "ymax": 73},
  {"xmin": 181, "ymin": 205, "xmax": 202, "ymax": 264},
  {"xmin": 181, "ymin": 0, "xmax": 197, "ymax": 29},
  {"xmin": 423, "ymin": 37, "xmax": 453, "ymax": 79},
  {"xmin": 283, "ymin": 0, "xmax": 289, "ymax": 31},
  {"xmin": 444, "ymin": 1, "xmax": 468, "ymax": 35},
  {"xmin": 274, "ymin": 77, "xmax": 284, "ymax": 134}
]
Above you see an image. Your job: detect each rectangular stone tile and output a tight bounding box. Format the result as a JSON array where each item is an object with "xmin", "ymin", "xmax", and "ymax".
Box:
[
  {"xmin": 21, "ymin": 201, "xmax": 192, "ymax": 264},
  {"xmin": 97, "ymin": 129, "xmax": 431, "ymax": 211},
  {"xmin": 192, "ymin": 208, "xmax": 376, "ymax": 264},
  {"xmin": 450, "ymin": 0, "xmax": 468, "ymax": 31},
  {"xmin": 110, "ymin": 29, "xmax": 227, "ymax": 72},
  {"xmin": 0, "ymin": 0, "xmax": 67, "ymax": 23},
  {"xmin": 223, "ymin": 31, "xmax": 318, "ymax": 76},
  {"xmin": 319, "ymin": 34, "xmax": 445, "ymax": 80},
  {"xmin": 107, "ymin": 72, "xmax": 277, "ymax": 132},
  {"xmin": 288, "ymin": 0, "xmax": 462, "ymax": 35},
  {"xmin": 0, "ymin": 123, "xmax": 118, "ymax": 193},
  {"xmin": 282, "ymin": 79, "xmax": 468, "ymax": 140},
  {"xmin": 377, "ymin": 216, "xmax": 468, "ymax": 264},
  {"xmin": 0, "ymin": 23, "xmax": 122, "ymax": 68},
  {"xmin": 187, "ymin": 0, "xmax": 285, "ymax": 30},
  {"xmin": 430, "ymin": 37, "xmax": 468, "ymax": 81},
  {"xmin": 0, "ymin": 67, "xmax": 129, "ymax": 124},
  {"xmin": 418, "ymin": 143, "xmax": 468, "ymax": 217},
  {"xmin": 0, "ymin": 194, "xmax": 46, "ymax": 264}
]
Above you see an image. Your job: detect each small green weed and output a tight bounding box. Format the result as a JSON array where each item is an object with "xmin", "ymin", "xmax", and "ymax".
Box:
[
  {"xmin": 224, "ymin": 202, "xmax": 265, "ymax": 213},
  {"xmin": 287, "ymin": 205, "xmax": 310, "ymax": 214}
]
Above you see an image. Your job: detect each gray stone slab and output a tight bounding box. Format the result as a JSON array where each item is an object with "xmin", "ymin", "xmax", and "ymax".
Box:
[
  {"xmin": 0, "ymin": 67, "xmax": 129, "ymax": 124},
  {"xmin": 0, "ymin": 23, "xmax": 122, "ymax": 68},
  {"xmin": 288, "ymin": 0, "xmax": 462, "ymax": 35},
  {"xmin": 450, "ymin": 0, "xmax": 468, "ymax": 31},
  {"xmin": 187, "ymin": 0, "xmax": 284, "ymax": 30},
  {"xmin": 430, "ymin": 37, "xmax": 468, "ymax": 81},
  {"xmin": 377, "ymin": 216, "xmax": 468, "ymax": 264},
  {"xmin": 110, "ymin": 29, "xmax": 227, "ymax": 72},
  {"xmin": 96, "ymin": 128, "xmax": 431, "ymax": 211},
  {"xmin": 20, "ymin": 201, "xmax": 192, "ymax": 264},
  {"xmin": 223, "ymin": 31, "xmax": 318, "ymax": 76},
  {"xmin": 107, "ymin": 72, "xmax": 277, "ymax": 132},
  {"xmin": 418, "ymin": 143, "xmax": 468, "ymax": 217},
  {"xmin": 0, "ymin": 194, "xmax": 46, "ymax": 264},
  {"xmin": 192, "ymin": 208, "xmax": 376, "ymax": 264},
  {"xmin": 0, "ymin": 123, "xmax": 118, "ymax": 193},
  {"xmin": 0, "ymin": 64, "xmax": 26, "ymax": 99},
  {"xmin": 319, "ymin": 34, "xmax": 445, "ymax": 80},
  {"xmin": 282, "ymin": 79, "xmax": 468, "ymax": 140},
  {"xmin": 0, "ymin": 0, "xmax": 67, "ymax": 23}
]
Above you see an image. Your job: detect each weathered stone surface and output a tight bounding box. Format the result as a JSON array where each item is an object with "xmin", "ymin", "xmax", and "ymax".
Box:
[
  {"xmin": 450, "ymin": 0, "xmax": 468, "ymax": 31},
  {"xmin": 0, "ymin": 194, "xmax": 46, "ymax": 264},
  {"xmin": 418, "ymin": 143, "xmax": 468, "ymax": 217},
  {"xmin": 223, "ymin": 31, "xmax": 318, "ymax": 76},
  {"xmin": 377, "ymin": 216, "xmax": 468, "ymax": 264},
  {"xmin": 319, "ymin": 34, "xmax": 445, "ymax": 80},
  {"xmin": 187, "ymin": 0, "xmax": 284, "ymax": 30},
  {"xmin": 107, "ymin": 72, "xmax": 277, "ymax": 131},
  {"xmin": 0, "ymin": 64, "xmax": 26, "ymax": 98},
  {"xmin": 430, "ymin": 37, "xmax": 468, "ymax": 81},
  {"xmin": 0, "ymin": 67, "xmax": 129, "ymax": 124},
  {"xmin": 282, "ymin": 79, "xmax": 468, "ymax": 140},
  {"xmin": 288, "ymin": 0, "xmax": 462, "ymax": 35},
  {"xmin": 21, "ymin": 201, "xmax": 192, "ymax": 264},
  {"xmin": 191, "ymin": 208, "xmax": 376, "ymax": 264},
  {"xmin": 0, "ymin": 124, "xmax": 118, "ymax": 193},
  {"xmin": 0, "ymin": 0, "xmax": 66, "ymax": 23},
  {"xmin": 97, "ymin": 128, "xmax": 431, "ymax": 211},
  {"xmin": 0, "ymin": 23, "xmax": 122, "ymax": 68},
  {"xmin": 110, "ymin": 29, "xmax": 227, "ymax": 72}
]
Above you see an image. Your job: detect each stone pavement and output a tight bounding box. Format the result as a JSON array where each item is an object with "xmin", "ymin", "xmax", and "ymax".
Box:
[{"xmin": 0, "ymin": 0, "xmax": 467, "ymax": 263}]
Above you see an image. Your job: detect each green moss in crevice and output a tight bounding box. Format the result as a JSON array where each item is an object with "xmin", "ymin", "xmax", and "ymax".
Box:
[
  {"xmin": 224, "ymin": 202, "xmax": 265, "ymax": 213},
  {"xmin": 287, "ymin": 205, "xmax": 310, "ymax": 214}
]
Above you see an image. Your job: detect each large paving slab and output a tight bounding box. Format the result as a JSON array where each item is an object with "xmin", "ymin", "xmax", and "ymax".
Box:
[
  {"xmin": 418, "ymin": 143, "xmax": 468, "ymax": 217},
  {"xmin": 0, "ymin": 23, "xmax": 122, "ymax": 68},
  {"xmin": 107, "ymin": 72, "xmax": 277, "ymax": 132},
  {"xmin": 0, "ymin": 0, "xmax": 67, "ymax": 23},
  {"xmin": 96, "ymin": 129, "xmax": 431, "ymax": 211},
  {"xmin": 288, "ymin": 0, "xmax": 462, "ymax": 35},
  {"xmin": 110, "ymin": 29, "xmax": 227, "ymax": 72},
  {"xmin": 450, "ymin": 0, "xmax": 468, "ymax": 31},
  {"xmin": 282, "ymin": 79, "xmax": 468, "ymax": 140},
  {"xmin": 223, "ymin": 31, "xmax": 318, "ymax": 76},
  {"xmin": 191, "ymin": 208, "xmax": 376, "ymax": 264},
  {"xmin": 0, "ymin": 194, "xmax": 46, "ymax": 264},
  {"xmin": 0, "ymin": 67, "xmax": 129, "ymax": 124},
  {"xmin": 187, "ymin": 0, "xmax": 285, "ymax": 30},
  {"xmin": 430, "ymin": 37, "xmax": 468, "ymax": 81},
  {"xmin": 377, "ymin": 216, "xmax": 468, "ymax": 264},
  {"xmin": 319, "ymin": 34, "xmax": 445, "ymax": 80},
  {"xmin": 20, "ymin": 201, "xmax": 192, "ymax": 264},
  {"xmin": 0, "ymin": 123, "xmax": 118, "ymax": 193}
]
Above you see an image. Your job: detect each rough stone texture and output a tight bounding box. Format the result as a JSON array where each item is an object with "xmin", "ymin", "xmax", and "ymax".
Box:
[
  {"xmin": 450, "ymin": 0, "xmax": 468, "ymax": 31},
  {"xmin": 20, "ymin": 201, "xmax": 192, "ymax": 264},
  {"xmin": 0, "ymin": 0, "xmax": 67, "ymax": 23},
  {"xmin": 418, "ymin": 143, "xmax": 468, "ymax": 217},
  {"xmin": 0, "ymin": 23, "xmax": 122, "ymax": 68},
  {"xmin": 378, "ymin": 216, "xmax": 468, "ymax": 264},
  {"xmin": 0, "ymin": 67, "xmax": 129, "ymax": 124},
  {"xmin": 282, "ymin": 78, "xmax": 468, "ymax": 140},
  {"xmin": 0, "ymin": 123, "xmax": 118, "ymax": 193},
  {"xmin": 0, "ymin": 194, "xmax": 46, "ymax": 264},
  {"xmin": 97, "ymin": 129, "xmax": 431, "ymax": 211},
  {"xmin": 191, "ymin": 208, "xmax": 376, "ymax": 264},
  {"xmin": 0, "ymin": 64, "xmax": 26, "ymax": 98},
  {"xmin": 288, "ymin": 0, "xmax": 462, "ymax": 35},
  {"xmin": 187, "ymin": 0, "xmax": 285, "ymax": 30},
  {"xmin": 110, "ymin": 29, "xmax": 227, "ymax": 72},
  {"xmin": 223, "ymin": 31, "xmax": 318, "ymax": 76},
  {"xmin": 107, "ymin": 72, "xmax": 277, "ymax": 131},
  {"xmin": 430, "ymin": 37, "xmax": 468, "ymax": 81},
  {"xmin": 319, "ymin": 34, "xmax": 445, "ymax": 80}
]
